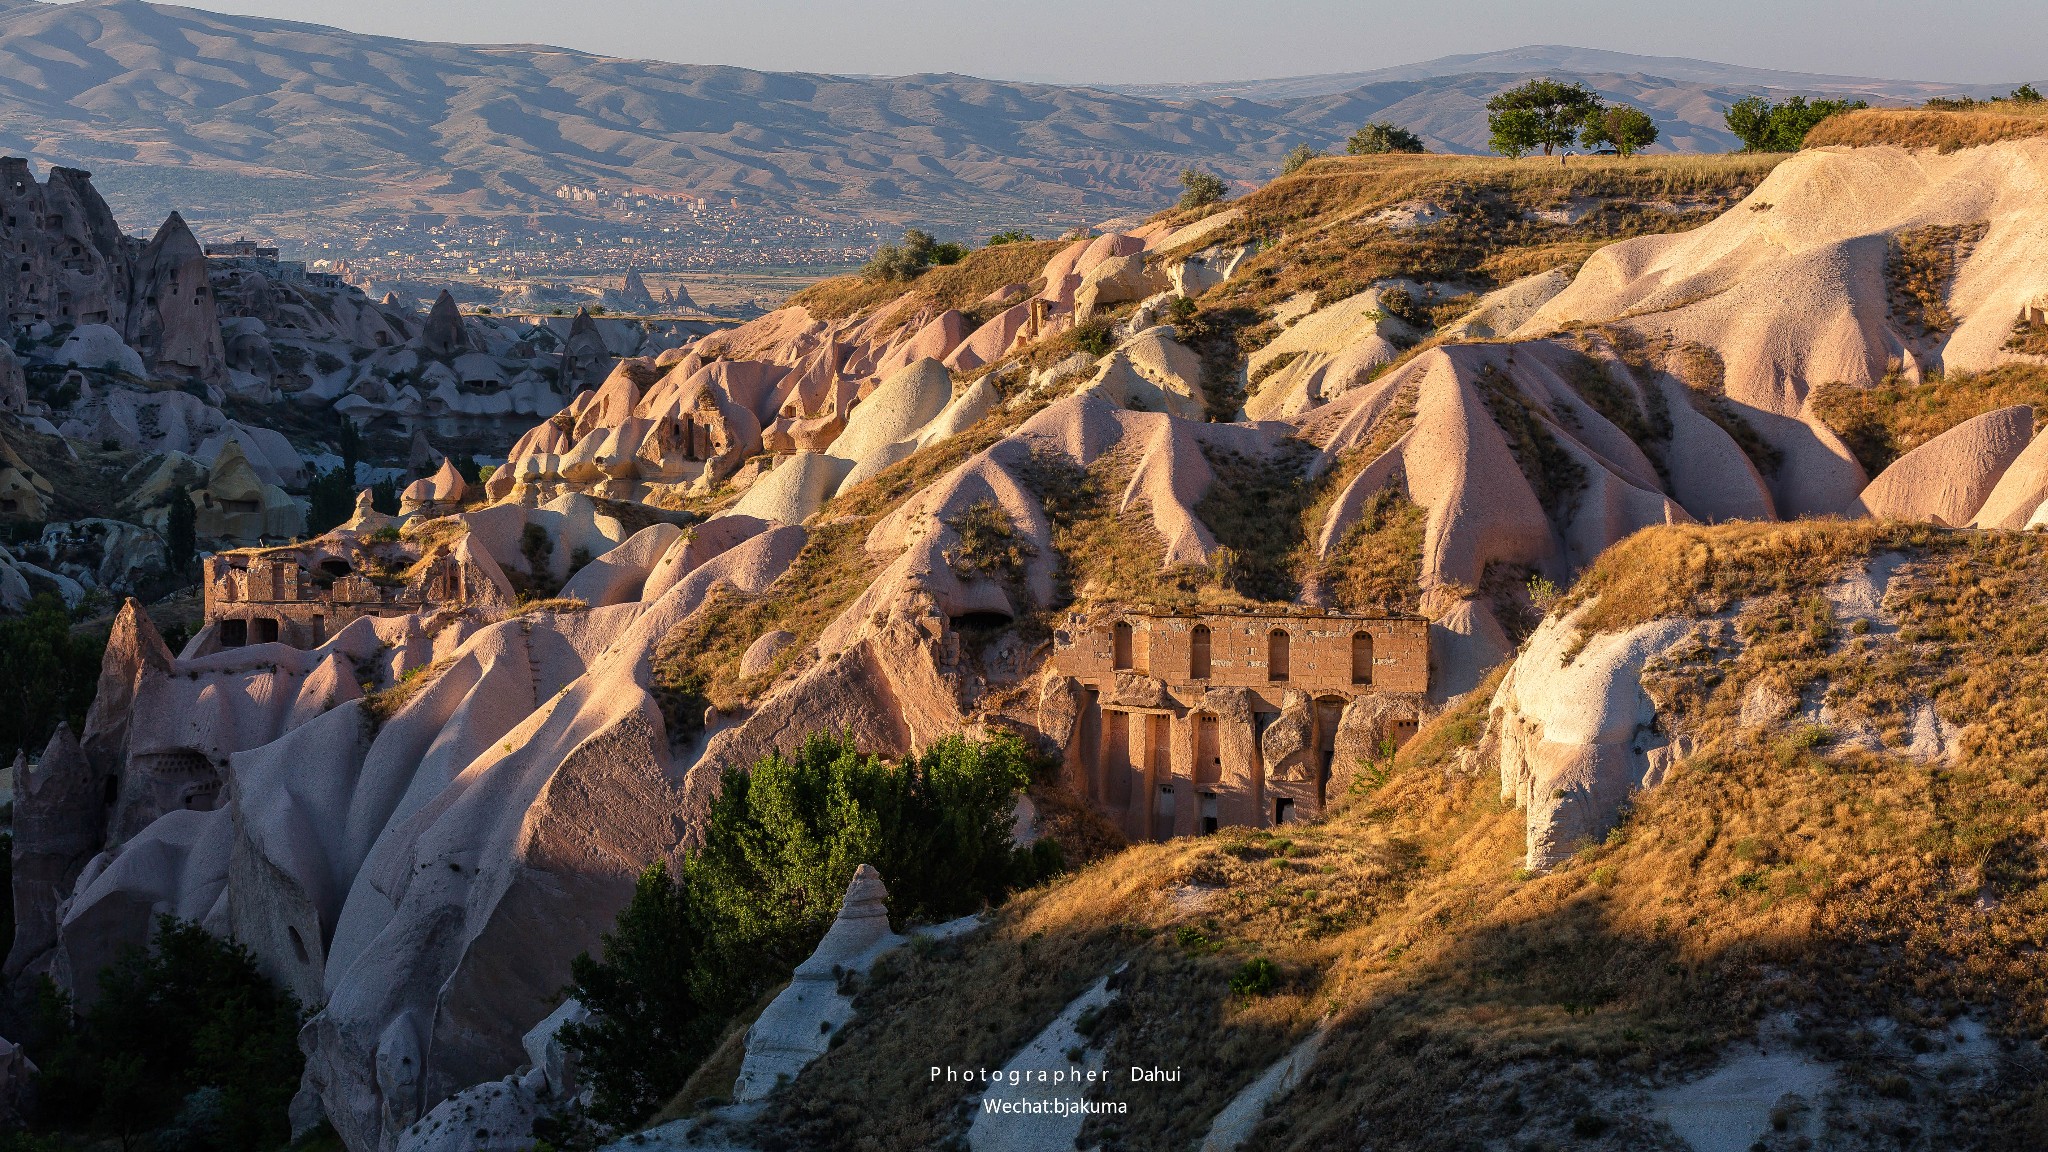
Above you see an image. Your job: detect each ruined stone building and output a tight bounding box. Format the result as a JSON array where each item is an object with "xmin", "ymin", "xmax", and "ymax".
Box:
[
  {"xmin": 203, "ymin": 554, "xmax": 408, "ymax": 648},
  {"xmin": 1050, "ymin": 609, "xmax": 1429, "ymax": 840}
]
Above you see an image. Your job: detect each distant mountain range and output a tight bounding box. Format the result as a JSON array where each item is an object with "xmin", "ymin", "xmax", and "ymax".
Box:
[
  {"xmin": 0, "ymin": 2, "xmax": 2012, "ymax": 244},
  {"xmin": 1109, "ymin": 44, "xmax": 2011, "ymax": 103}
]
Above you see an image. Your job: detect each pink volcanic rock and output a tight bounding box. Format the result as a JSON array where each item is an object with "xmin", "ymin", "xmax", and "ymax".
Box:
[
  {"xmin": 1072, "ymin": 233, "xmax": 1144, "ymax": 280},
  {"xmin": 1037, "ymin": 239, "xmax": 1092, "ymax": 301},
  {"xmin": 945, "ymin": 302, "xmax": 1032, "ymax": 372},
  {"xmin": 1970, "ymin": 421, "xmax": 2048, "ymax": 528},
  {"xmin": 876, "ymin": 310, "xmax": 970, "ymax": 377},
  {"xmin": 1854, "ymin": 405, "xmax": 2033, "ymax": 525}
]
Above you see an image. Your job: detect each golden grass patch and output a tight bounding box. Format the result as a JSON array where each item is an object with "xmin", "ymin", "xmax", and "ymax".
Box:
[
  {"xmin": 1805, "ymin": 105, "xmax": 2048, "ymax": 153},
  {"xmin": 1813, "ymin": 362, "xmax": 2048, "ymax": 477}
]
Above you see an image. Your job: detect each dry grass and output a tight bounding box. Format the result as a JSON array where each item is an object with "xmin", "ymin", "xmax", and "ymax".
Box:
[
  {"xmin": 1559, "ymin": 518, "xmax": 1927, "ymax": 637},
  {"xmin": 1813, "ymin": 362, "xmax": 2048, "ymax": 477},
  {"xmin": 511, "ymin": 596, "xmax": 588, "ymax": 616},
  {"xmin": 1888, "ymin": 223, "xmax": 1987, "ymax": 336},
  {"xmin": 650, "ymin": 402, "xmax": 1039, "ymax": 714},
  {"xmin": 1184, "ymin": 153, "xmax": 1780, "ymax": 319},
  {"xmin": 742, "ymin": 522, "xmax": 2048, "ymax": 1151},
  {"xmin": 359, "ymin": 656, "xmax": 456, "ymax": 726},
  {"xmin": 1805, "ymin": 105, "xmax": 2048, "ymax": 153},
  {"xmin": 2006, "ymin": 317, "xmax": 2048, "ymax": 358},
  {"xmin": 1317, "ymin": 490, "xmax": 1427, "ymax": 616},
  {"xmin": 787, "ymin": 239, "xmax": 1066, "ymax": 324}
]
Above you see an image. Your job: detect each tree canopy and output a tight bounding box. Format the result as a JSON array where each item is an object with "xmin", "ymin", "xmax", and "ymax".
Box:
[
  {"xmin": 1724, "ymin": 95, "xmax": 1869, "ymax": 152},
  {"xmin": 1346, "ymin": 121, "xmax": 1425, "ymax": 155},
  {"xmin": 1178, "ymin": 167, "xmax": 1228, "ymax": 209},
  {"xmin": 1486, "ymin": 78, "xmax": 1603, "ymax": 157},
  {"xmin": 1582, "ymin": 104, "xmax": 1660, "ymax": 157},
  {"xmin": 556, "ymin": 732, "xmax": 1060, "ymax": 1129}
]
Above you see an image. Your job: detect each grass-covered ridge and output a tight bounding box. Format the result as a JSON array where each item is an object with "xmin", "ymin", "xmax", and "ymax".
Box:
[
  {"xmin": 1804, "ymin": 103, "xmax": 2048, "ymax": 153},
  {"xmin": 734, "ymin": 522, "xmax": 2048, "ymax": 1151}
]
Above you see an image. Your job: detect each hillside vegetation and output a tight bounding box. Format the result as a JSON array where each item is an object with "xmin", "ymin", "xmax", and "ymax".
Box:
[
  {"xmin": 1805, "ymin": 104, "xmax": 2048, "ymax": 152},
  {"xmin": 743, "ymin": 521, "xmax": 2048, "ymax": 1151}
]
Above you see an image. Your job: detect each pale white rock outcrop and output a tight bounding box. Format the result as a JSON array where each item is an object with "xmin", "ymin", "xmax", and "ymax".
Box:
[
  {"xmin": 1492, "ymin": 604, "xmax": 1696, "ymax": 868},
  {"xmin": 966, "ymin": 972, "xmax": 1121, "ymax": 1152}
]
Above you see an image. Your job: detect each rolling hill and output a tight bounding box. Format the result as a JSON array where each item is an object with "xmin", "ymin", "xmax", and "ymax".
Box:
[{"xmin": 0, "ymin": 3, "xmax": 2016, "ymax": 245}]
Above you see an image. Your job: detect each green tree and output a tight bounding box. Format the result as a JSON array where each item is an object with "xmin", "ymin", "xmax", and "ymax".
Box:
[
  {"xmin": 369, "ymin": 476, "xmax": 402, "ymax": 515},
  {"xmin": 0, "ymin": 595, "xmax": 105, "ymax": 762},
  {"xmin": 29, "ymin": 918, "xmax": 304, "ymax": 1151},
  {"xmin": 304, "ymin": 467, "xmax": 354, "ymax": 537},
  {"xmin": 1487, "ymin": 79, "xmax": 1603, "ymax": 157},
  {"xmin": 1724, "ymin": 95, "xmax": 1868, "ymax": 152},
  {"xmin": 1280, "ymin": 144, "xmax": 1321, "ymax": 175},
  {"xmin": 1178, "ymin": 167, "xmax": 1228, "ymax": 209},
  {"xmin": 986, "ymin": 230, "xmax": 1035, "ymax": 245},
  {"xmin": 2013, "ymin": 83, "xmax": 2043, "ymax": 104},
  {"xmin": 558, "ymin": 732, "xmax": 1057, "ymax": 1127},
  {"xmin": 1582, "ymin": 104, "xmax": 1660, "ymax": 156},
  {"xmin": 1346, "ymin": 121, "xmax": 1425, "ymax": 155},
  {"xmin": 165, "ymin": 485, "xmax": 196, "ymax": 573},
  {"xmin": 556, "ymin": 862, "xmax": 716, "ymax": 1127},
  {"xmin": 337, "ymin": 417, "xmax": 362, "ymax": 485}
]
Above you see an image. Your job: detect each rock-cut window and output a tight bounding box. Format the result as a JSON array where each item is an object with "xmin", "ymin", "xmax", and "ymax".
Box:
[
  {"xmin": 1190, "ymin": 624, "xmax": 1211, "ymax": 680},
  {"xmin": 1351, "ymin": 631, "xmax": 1374, "ymax": 686},
  {"xmin": 1112, "ymin": 621, "xmax": 1133, "ymax": 670},
  {"xmin": 1267, "ymin": 628, "xmax": 1290, "ymax": 682}
]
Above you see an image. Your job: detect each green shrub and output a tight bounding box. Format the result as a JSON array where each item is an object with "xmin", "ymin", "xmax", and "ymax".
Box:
[
  {"xmin": 28, "ymin": 918, "xmax": 304, "ymax": 1150},
  {"xmin": 986, "ymin": 230, "xmax": 1036, "ymax": 246},
  {"xmin": 1346, "ymin": 121, "xmax": 1425, "ymax": 155},
  {"xmin": 1178, "ymin": 168, "xmax": 1228, "ymax": 210},
  {"xmin": 560, "ymin": 733, "xmax": 1057, "ymax": 1127},
  {"xmin": 1229, "ymin": 957, "xmax": 1278, "ymax": 997},
  {"xmin": 1280, "ymin": 144, "xmax": 1321, "ymax": 176},
  {"xmin": 861, "ymin": 229, "xmax": 969, "ymax": 281},
  {"xmin": 1724, "ymin": 95, "xmax": 1869, "ymax": 152}
]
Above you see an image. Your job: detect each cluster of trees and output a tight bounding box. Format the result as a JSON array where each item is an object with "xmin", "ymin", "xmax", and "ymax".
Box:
[
  {"xmin": 1347, "ymin": 121, "xmax": 1425, "ymax": 155},
  {"xmin": 1486, "ymin": 79, "xmax": 1659, "ymax": 158},
  {"xmin": 554, "ymin": 732, "xmax": 1061, "ymax": 1134},
  {"xmin": 0, "ymin": 595, "xmax": 106, "ymax": 764},
  {"xmin": 20, "ymin": 919, "xmax": 306, "ymax": 1151},
  {"xmin": 1924, "ymin": 83, "xmax": 2044, "ymax": 111},
  {"xmin": 1723, "ymin": 95, "xmax": 1869, "ymax": 152},
  {"xmin": 861, "ymin": 228, "xmax": 969, "ymax": 281}
]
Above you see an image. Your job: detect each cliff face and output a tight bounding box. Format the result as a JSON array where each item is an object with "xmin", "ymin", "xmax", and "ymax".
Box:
[
  {"xmin": 0, "ymin": 158, "xmax": 132, "ymax": 332},
  {"xmin": 125, "ymin": 211, "xmax": 227, "ymax": 385}
]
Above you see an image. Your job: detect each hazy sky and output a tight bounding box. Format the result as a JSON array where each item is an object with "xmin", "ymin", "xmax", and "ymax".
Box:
[{"xmin": 46, "ymin": 0, "xmax": 2044, "ymax": 85}]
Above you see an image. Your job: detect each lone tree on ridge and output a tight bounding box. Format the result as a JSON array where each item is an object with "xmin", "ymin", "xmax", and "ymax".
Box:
[{"xmin": 1487, "ymin": 78, "xmax": 1603, "ymax": 158}]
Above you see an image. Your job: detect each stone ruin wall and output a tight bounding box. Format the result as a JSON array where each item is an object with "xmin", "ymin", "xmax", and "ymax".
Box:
[
  {"xmin": 1051, "ymin": 609, "xmax": 1430, "ymax": 841},
  {"xmin": 201, "ymin": 553, "xmax": 443, "ymax": 649}
]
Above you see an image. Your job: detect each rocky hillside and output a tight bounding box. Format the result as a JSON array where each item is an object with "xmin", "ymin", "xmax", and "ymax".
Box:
[
  {"xmin": 19, "ymin": 120, "xmax": 2048, "ymax": 1152},
  {"xmin": 0, "ymin": 2, "xmax": 2009, "ymax": 237}
]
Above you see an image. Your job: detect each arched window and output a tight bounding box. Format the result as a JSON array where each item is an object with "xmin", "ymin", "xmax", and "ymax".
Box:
[
  {"xmin": 1112, "ymin": 621, "xmax": 1133, "ymax": 670},
  {"xmin": 1267, "ymin": 628, "xmax": 1290, "ymax": 682},
  {"xmin": 1190, "ymin": 624, "xmax": 1211, "ymax": 680},
  {"xmin": 1352, "ymin": 631, "xmax": 1374, "ymax": 686}
]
